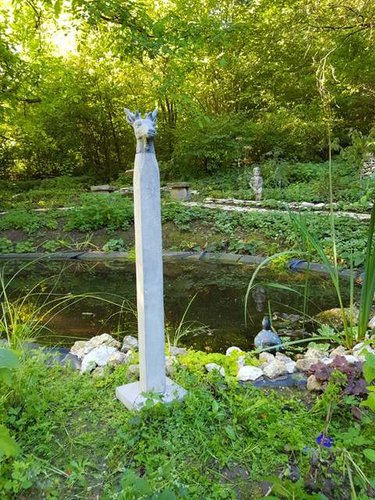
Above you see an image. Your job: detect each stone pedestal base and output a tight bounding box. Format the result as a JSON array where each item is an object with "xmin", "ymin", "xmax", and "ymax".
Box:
[{"xmin": 116, "ymin": 377, "xmax": 187, "ymax": 410}]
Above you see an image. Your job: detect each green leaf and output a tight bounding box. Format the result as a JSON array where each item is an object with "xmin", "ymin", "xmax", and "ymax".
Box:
[
  {"xmin": 361, "ymin": 393, "xmax": 375, "ymax": 412},
  {"xmin": 0, "ymin": 367, "xmax": 13, "ymax": 385},
  {"xmin": 0, "ymin": 348, "xmax": 19, "ymax": 370},
  {"xmin": 363, "ymin": 449, "xmax": 375, "ymax": 463},
  {"xmin": 0, "ymin": 425, "xmax": 20, "ymax": 457},
  {"xmin": 225, "ymin": 425, "xmax": 236, "ymax": 441},
  {"xmin": 363, "ymin": 352, "xmax": 375, "ymax": 383}
]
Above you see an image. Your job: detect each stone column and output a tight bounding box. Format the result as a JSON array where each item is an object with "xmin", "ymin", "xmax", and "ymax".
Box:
[{"xmin": 116, "ymin": 108, "xmax": 186, "ymax": 410}]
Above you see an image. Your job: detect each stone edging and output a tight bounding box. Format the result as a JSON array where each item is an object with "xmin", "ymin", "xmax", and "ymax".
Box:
[{"xmin": 0, "ymin": 251, "xmax": 363, "ymax": 280}]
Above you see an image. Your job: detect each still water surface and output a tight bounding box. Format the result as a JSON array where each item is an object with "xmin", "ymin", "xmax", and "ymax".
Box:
[{"xmin": 2, "ymin": 260, "xmax": 351, "ymax": 353}]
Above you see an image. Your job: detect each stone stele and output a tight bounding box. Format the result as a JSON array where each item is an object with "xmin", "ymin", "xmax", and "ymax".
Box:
[{"xmin": 115, "ymin": 108, "xmax": 186, "ymax": 410}]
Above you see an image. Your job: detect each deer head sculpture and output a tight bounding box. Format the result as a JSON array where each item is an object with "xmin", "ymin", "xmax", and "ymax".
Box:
[{"xmin": 125, "ymin": 108, "xmax": 158, "ymax": 154}]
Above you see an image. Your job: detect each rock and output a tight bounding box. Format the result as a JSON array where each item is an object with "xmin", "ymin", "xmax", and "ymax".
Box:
[
  {"xmin": 127, "ymin": 364, "xmax": 140, "ymax": 376},
  {"xmin": 121, "ymin": 335, "xmax": 139, "ymax": 352},
  {"xmin": 315, "ymin": 307, "xmax": 358, "ymax": 330},
  {"xmin": 263, "ymin": 359, "xmax": 288, "ymax": 379},
  {"xmin": 237, "ymin": 365, "xmax": 263, "ymax": 381},
  {"xmin": 305, "ymin": 347, "xmax": 327, "ymax": 360},
  {"xmin": 237, "ymin": 355, "xmax": 246, "ymax": 368},
  {"xmin": 369, "ymin": 316, "xmax": 375, "ymax": 329},
  {"xmin": 226, "ymin": 346, "xmax": 242, "ymax": 356},
  {"xmin": 60, "ymin": 353, "xmax": 81, "ymax": 370},
  {"xmin": 275, "ymin": 353, "xmax": 296, "ymax": 374},
  {"xmin": 81, "ymin": 346, "xmax": 118, "ymax": 373},
  {"xmin": 320, "ymin": 356, "xmax": 333, "ymax": 365},
  {"xmin": 259, "ymin": 352, "xmax": 274, "ymax": 365},
  {"xmin": 205, "ymin": 363, "xmax": 225, "ymax": 376},
  {"xmin": 107, "ymin": 351, "xmax": 130, "ymax": 366},
  {"xmin": 295, "ymin": 357, "xmax": 319, "ymax": 372},
  {"xmin": 329, "ymin": 346, "xmax": 348, "ymax": 358},
  {"xmin": 169, "ymin": 346, "xmax": 188, "ymax": 356},
  {"xmin": 352, "ymin": 342, "xmax": 375, "ymax": 360},
  {"xmin": 70, "ymin": 334, "xmax": 120, "ymax": 360},
  {"xmin": 343, "ymin": 354, "xmax": 360, "ymax": 365},
  {"xmin": 307, "ymin": 374, "xmax": 325, "ymax": 392},
  {"xmin": 70, "ymin": 340, "xmax": 88, "ymax": 359},
  {"xmin": 165, "ymin": 357, "xmax": 176, "ymax": 377},
  {"xmin": 89, "ymin": 333, "xmax": 121, "ymax": 350}
]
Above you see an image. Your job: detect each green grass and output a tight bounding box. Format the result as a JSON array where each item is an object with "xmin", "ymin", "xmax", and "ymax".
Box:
[{"xmin": 1, "ymin": 351, "xmax": 374, "ymax": 498}]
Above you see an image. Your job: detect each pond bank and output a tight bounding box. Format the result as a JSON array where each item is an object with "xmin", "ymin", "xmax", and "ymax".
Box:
[{"xmin": 0, "ymin": 250, "xmax": 363, "ymax": 280}]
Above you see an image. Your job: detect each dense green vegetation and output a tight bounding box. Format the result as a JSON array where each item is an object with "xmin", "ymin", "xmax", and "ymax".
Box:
[
  {"xmin": 1, "ymin": 0, "xmax": 375, "ymax": 181},
  {"xmin": 0, "ymin": 350, "xmax": 374, "ymax": 498},
  {"xmin": 1, "ymin": 1, "xmax": 375, "ymax": 498}
]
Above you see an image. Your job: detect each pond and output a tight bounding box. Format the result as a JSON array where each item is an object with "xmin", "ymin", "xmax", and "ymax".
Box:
[{"xmin": 1, "ymin": 259, "xmax": 353, "ymax": 353}]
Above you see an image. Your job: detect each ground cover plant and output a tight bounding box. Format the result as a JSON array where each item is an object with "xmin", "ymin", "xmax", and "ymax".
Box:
[
  {"xmin": 0, "ymin": 349, "xmax": 374, "ymax": 499},
  {"xmin": 0, "ymin": 195, "xmax": 370, "ymax": 267}
]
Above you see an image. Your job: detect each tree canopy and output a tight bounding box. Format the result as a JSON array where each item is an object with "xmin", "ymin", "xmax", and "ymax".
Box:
[{"xmin": 0, "ymin": 0, "xmax": 374, "ymax": 180}]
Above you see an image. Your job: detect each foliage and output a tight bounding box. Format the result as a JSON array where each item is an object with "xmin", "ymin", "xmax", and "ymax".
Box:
[
  {"xmin": 102, "ymin": 238, "xmax": 126, "ymax": 252},
  {"xmin": 0, "ymin": 348, "xmax": 20, "ymax": 459},
  {"xmin": 362, "ymin": 353, "xmax": 375, "ymax": 413},
  {"xmin": 1, "ymin": 0, "xmax": 375, "ymax": 180},
  {"xmin": 64, "ymin": 195, "xmax": 134, "ymax": 232},
  {"xmin": 0, "ymin": 350, "xmax": 373, "ymax": 498},
  {"xmin": 357, "ymin": 204, "xmax": 375, "ymax": 339}
]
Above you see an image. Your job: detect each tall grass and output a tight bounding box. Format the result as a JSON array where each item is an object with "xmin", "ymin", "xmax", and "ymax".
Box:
[
  {"xmin": 358, "ymin": 203, "xmax": 375, "ymax": 338},
  {"xmin": 0, "ymin": 261, "xmax": 137, "ymax": 349}
]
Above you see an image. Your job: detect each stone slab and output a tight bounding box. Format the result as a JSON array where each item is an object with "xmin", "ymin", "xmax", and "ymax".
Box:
[
  {"xmin": 238, "ymin": 255, "xmax": 264, "ymax": 265},
  {"xmin": 217, "ymin": 253, "xmax": 241, "ymax": 264},
  {"xmin": 240, "ymin": 372, "xmax": 307, "ymax": 389},
  {"xmin": 116, "ymin": 377, "xmax": 187, "ymax": 410},
  {"xmin": 199, "ymin": 252, "xmax": 219, "ymax": 262}
]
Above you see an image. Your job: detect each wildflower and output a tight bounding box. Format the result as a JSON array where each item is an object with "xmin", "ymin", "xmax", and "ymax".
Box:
[{"xmin": 316, "ymin": 433, "xmax": 334, "ymax": 448}]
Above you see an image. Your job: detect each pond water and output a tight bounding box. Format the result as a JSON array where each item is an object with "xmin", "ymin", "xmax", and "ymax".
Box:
[{"xmin": 1, "ymin": 260, "xmax": 352, "ymax": 353}]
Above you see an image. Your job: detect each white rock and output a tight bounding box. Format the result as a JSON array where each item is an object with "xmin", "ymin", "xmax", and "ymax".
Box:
[
  {"xmin": 329, "ymin": 346, "xmax": 348, "ymax": 358},
  {"xmin": 263, "ymin": 359, "xmax": 288, "ymax": 379},
  {"xmin": 92, "ymin": 366, "xmax": 106, "ymax": 378},
  {"xmin": 107, "ymin": 351, "xmax": 130, "ymax": 366},
  {"xmin": 369, "ymin": 316, "xmax": 375, "ymax": 329},
  {"xmin": 169, "ymin": 346, "xmax": 187, "ymax": 356},
  {"xmin": 320, "ymin": 356, "xmax": 334, "ymax": 365},
  {"xmin": 237, "ymin": 365, "xmax": 263, "ymax": 381},
  {"xmin": 352, "ymin": 342, "xmax": 375, "ymax": 360},
  {"xmin": 237, "ymin": 355, "xmax": 246, "ymax": 368},
  {"xmin": 259, "ymin": 352, "xmax": 274, "ymax": 365},
  {"xmin": 205, "ymin": 363, "xmax": 225, "ymax": 376},
  {"xmin": 127, "ymin": 364, "xmax": 140, "ymax": 376},
  {"xmin": 226, "ymin": 346, "xmax": 242, "ymax": 356},
  {"xmin": 295, "ymin": 357, "xmax": 318, "ymax": 372},
  {"xmin": 70, "ymin": 340, "xmax": 88, "ymax": 359},
  {"xmin": 307, "ymin": 374, "xmax": 325, "ymax": 392},
  {"xmin": 274, "ymin": 353, "xmax": 296, "ymax": 373},
  {"xmin": 81, "ymin": 346, "xmax": 118, "ymax": 373},
  {"xmin": 165, "ymin": 357, "xmax": 176, "ymax": 377},
  {"xmin": 70, "ymin": 334, "xmax": 120, "ymax": 359},
  {"xmin": 121, "ymin": 335, "xmax": 139, "ymax": 352},
  {"xmin": 305, "ymin": 347, "xmax": 327, "ymax": 360},
  {"xmin": 89, "ymin": 333, "xmax": 121, "ymax": 350},
  {"xmin": 343, "ymin": 355, "xmax": 360, "ymax": 365}
]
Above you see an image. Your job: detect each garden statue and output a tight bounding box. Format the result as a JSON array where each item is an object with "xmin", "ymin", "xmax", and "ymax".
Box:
[
  {"xmin": 249, "ymin": 166, "xmax": 263, "ymax": 201},
  {"xmin": 115, "ymin": 108, "xmax": 186, "ymax": 410},
  {"xmin": 254, "ymin": 316, "xmax": 282, "ymax": 351}
]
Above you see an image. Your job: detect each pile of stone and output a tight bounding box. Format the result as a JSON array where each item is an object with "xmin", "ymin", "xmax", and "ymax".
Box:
[
  {"xmin": 70, "ymin": 333, "xmax": 139, "ymax": 376},
  {"xmin": 69, "ymin": 334, "xmax": 188, "ymax": 378},
  {"xmin": 204, "ymin": 342, "xmax": 375, "ymax": 388}
]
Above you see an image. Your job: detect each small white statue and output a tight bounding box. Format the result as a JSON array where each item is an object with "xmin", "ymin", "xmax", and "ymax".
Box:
[{"xmin": 249, "ymin": 166, "xmax": 263, "ymax": 201}]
